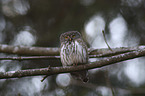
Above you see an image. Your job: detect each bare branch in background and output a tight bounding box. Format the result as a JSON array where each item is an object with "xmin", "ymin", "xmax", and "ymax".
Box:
[{"xmin": 0, "ymin": 49, "xmax": 145, "ymax": 79}]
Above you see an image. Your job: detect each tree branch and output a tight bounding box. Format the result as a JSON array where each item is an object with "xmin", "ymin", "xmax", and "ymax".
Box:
[
  {"xmin": 0, "ymin": 44, "xmax": 145, "ymax": 60},
  {"xmin": 0, "ymin": 49, "xmax": 145, "ymax": 79},
  {"xmin": 89, "ymin": 46, "xmax": 145, "ymax": 57},
  {"xmin": 0, "ymin": 44, "xmax": 59, "ymax": 56},
  {"xmin": 0, "ymin": 56, "xmax": 60, "ymax": 60}
]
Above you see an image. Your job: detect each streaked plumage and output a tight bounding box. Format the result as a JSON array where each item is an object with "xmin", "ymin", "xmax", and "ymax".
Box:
[{"xmin": 60, "ymin": 31, "xmax": 89, "ymax": 82}]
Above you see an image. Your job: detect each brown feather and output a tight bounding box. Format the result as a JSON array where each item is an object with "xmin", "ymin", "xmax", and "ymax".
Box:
[{"xmin": 60, "ymin": 31, "xmax": 89, "ymax": 82}]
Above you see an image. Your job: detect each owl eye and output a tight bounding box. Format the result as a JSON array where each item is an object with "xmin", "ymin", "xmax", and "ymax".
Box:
[
  {"xmin": 72, "ymin": 35, "xmax": 75, "ymax": 38},
  {"xmin": 65, "ymin": 37, "xmax": 68, "ymax": 39}
]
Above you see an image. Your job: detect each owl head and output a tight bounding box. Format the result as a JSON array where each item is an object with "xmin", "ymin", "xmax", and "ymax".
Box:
[{"xmin": 60, "ymin": 31, "xmax": 81, "ymax": 43}]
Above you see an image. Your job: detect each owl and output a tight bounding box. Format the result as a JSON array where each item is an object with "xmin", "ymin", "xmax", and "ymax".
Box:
[{"xmin": 60, "ymin": 31, "xmax": 89, "ymax": 82}]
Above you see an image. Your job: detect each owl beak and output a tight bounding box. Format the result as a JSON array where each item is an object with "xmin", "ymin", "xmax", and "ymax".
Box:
[
  {"xmin": 69, "ymin": 38, "xmax": 72, "ymax": 41},
  {"xmin": 68, "ymin": 37, "xmax": 72, "ymax": 44}
]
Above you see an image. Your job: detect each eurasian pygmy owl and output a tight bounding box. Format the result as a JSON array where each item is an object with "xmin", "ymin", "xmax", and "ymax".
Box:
[{"xmin": 60, "ymin": 31, "xmax": 89, "ymax": 82}]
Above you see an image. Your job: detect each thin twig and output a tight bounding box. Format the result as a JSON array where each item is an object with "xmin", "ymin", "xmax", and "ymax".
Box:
[
  {"xmin": 41, "ymin": 66, "xmax": 51, "ymax": 82},
  {"xmin": 102, "ymin": 30, "xmax": 113, "ymax": 51},
  {"xmin": 105, "ymin": 70, "xmax": 115, "ymax": 96},
  {"xmin": 41, "ymin": 75, "xmax": 48, "ymax": 82}
]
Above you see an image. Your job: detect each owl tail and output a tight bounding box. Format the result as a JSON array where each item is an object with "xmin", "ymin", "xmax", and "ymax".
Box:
[{"xmin": 70, "ymin": 70, "xmax": 89, "ymax": 82}]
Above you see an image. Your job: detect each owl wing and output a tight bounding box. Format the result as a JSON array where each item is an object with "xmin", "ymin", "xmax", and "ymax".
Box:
[
  {"xmin": 76, "ymin": 38, "xmax": 88, "ymax": 62},
  {"xmin": 60, "ymin": 42, "xmax": 67, "ymax": 66}
]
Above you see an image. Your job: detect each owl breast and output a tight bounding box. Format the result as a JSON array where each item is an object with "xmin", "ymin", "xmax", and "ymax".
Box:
[{"xmin": 60, "ymin": 40, "xmax": 87, "ymax": 66}]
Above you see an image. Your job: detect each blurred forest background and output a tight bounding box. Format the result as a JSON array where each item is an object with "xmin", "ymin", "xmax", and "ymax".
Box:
[{"xmin": 0, "ymin": 0, "xmax": 145, "ymax": 96}]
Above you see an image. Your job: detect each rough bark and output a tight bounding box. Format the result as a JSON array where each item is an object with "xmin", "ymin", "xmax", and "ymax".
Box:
[{"xmin": 0, "ymin": 49, "xmax": 145, "ymax": 79}]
